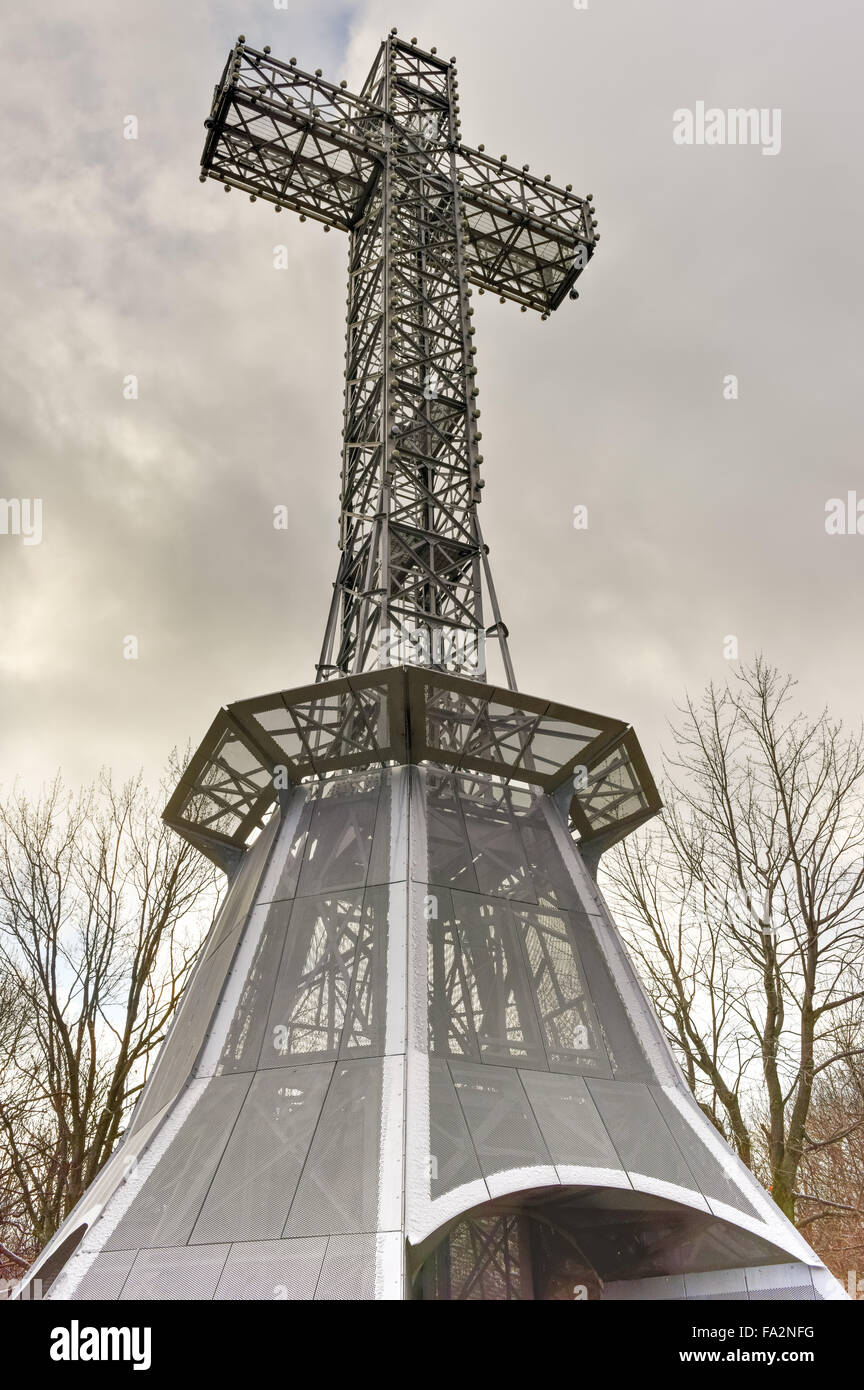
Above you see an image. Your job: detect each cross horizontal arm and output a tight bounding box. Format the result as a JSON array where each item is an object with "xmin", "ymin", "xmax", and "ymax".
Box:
[
  {"xmin": 457, "ymin": 146, "xmax": 596, "ymax": 312},
  {"xmin": 200, "ymin": 43, "xmax": 385, "ymax": 228}
]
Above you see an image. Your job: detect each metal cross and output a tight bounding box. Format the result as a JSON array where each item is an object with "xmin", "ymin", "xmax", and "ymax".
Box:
[{"xmin": 201, "ymin": 31, "xmax": 597, "ymax": 687}]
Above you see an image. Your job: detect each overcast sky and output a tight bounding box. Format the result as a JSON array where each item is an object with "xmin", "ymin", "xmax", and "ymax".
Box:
[{"xmin": 1, "ymin": 0, "xmax": 862, "ymax": 800}]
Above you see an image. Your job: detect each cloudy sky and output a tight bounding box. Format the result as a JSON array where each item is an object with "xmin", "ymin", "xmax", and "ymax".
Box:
[{"xmin": 1, "ymin": 0, "xmax": 862, "ymax": 800}]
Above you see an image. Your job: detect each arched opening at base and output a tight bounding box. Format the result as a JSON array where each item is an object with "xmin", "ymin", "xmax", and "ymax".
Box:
[{"xmin": 412, "ymin": 1187, "xmax": 797, "ymax": 1300}]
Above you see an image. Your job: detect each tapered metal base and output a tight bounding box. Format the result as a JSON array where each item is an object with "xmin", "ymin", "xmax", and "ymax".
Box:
[{"xmin": 20, "ymin": 758, "xmax": 844, "ymax": 1300}]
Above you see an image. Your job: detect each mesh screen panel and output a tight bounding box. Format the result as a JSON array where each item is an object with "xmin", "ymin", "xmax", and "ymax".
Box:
[
  {"xmin": 314, "ymin": 1234, "xmax": 378, "ymax": 1300},
  {"xmin": 261, "ymin": 787, "xmax": 316, "ymax": 903},
  {"xmin": 262, "ymin": 888, "xmax": 387, "ymax": 1066},
  {"xmin": 297, "ymin": 771, "xmax": 381, "ymax": 894},
  {"xmin": 119, "ymin": 1244, "xmax": 229, "ymax": 1301},
  {"xmin": 754, "ymin": 1285, "xmax": 816, "ymax": 1301},
  {"xmin": 449, "ymin": 1061, "xmax": 552, "ymax": 1178},
  {"xmin": 446, "ymin": 892, "xmax": 546, "ymax": 1069},
  {"xmin": 649, "ymin": 1086, "xmax": 761, "ymax": 1218},
  {"xmin": 461, "ymin": 794, "xmax": 535, "ymax": 901},
  {"xmin": 70, "ymin": 1248, "xmax": 137, "ymax": 1300},
  {"xmin": 214, "ymin": 1237, "xmax": 328, "ymax": 1300},
  {"xmin": 215, "ymin": 903, "xmax": 289, "ymax": 1075},
  {"xmin": 130, "ymin": 935, "xmax": 242, "ymax": 1133},
  {"xmin": 586, "ymin": 1080, "xmax": 699, "ymax": 1191},
  {"xmin": 190, "ymin": 1064, "xmax": 333, "ymax": 1244},
  {"xmin": 519, "ymin": 1069, "xmax": 623, "ymax": 1171},
  {"xmin": 283, "ymin": 1059, "xmax": 384, "ymax": 1237},
  {"xmin": 204, "ymin": 810, "xmax": 281, "ymax": 959},
  {"xmin": 106, "ymin": 1074, "xmax": 251, "ymax": 1252},
  {"xmin": 428, "ymin": 1058, "xmax": 485, "ymax": 1199}
]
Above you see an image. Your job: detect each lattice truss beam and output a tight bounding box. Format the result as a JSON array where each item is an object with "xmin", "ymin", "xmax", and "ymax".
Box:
[{"xmin": 200, "ymin": 35, "xmax": 598, "ymax": 685}]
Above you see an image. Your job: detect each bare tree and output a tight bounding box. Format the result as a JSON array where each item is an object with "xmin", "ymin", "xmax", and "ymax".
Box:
[
  {"xmin": 604, "ymin": 658, "xmax": 864, "ymax": 1235},
  {"xmin": 0, "ymin": 768, "xmax": 219, "ymax": 1266}
]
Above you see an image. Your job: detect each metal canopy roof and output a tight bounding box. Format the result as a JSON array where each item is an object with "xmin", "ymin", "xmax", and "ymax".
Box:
[{"xmin": 163, "ymin": 666, "xmax": 661, "ymax": 868}]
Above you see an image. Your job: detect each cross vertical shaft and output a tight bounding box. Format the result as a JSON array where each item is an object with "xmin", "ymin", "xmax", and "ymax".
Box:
[
  {"xmin": 319, "ymin": 39, "xmax": 488, "ymax": 682},
  {"xmin": 199, "ymin": 33, "xmax": 597, "ymax": 687}
]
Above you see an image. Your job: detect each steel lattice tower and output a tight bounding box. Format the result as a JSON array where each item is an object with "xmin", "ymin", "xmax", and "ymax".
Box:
[{"xmin": 21, "ymin": 33, "xmax": 845, "ymax": 1303}]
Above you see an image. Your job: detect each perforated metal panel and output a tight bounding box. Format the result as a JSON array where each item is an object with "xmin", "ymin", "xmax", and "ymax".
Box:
[
  {"xmin": 215, "ymin": 903, "xmax": 289, "ymax": 1075},
  {"xmin": 106, "ymin": 1074, "xmax": 251, "ymax": 1252},
  {"xmin": 649, "ymin": 1085, "xmax": 761, "ymax": 1218},
  {"xmin": 119, "ymin": 1244, "xmax": 229, "ymax": 1301},
  {"xmin": 130, "ymin": 937, "xmax": 243, "ymax": 1133},
  {"xmin": 519, "ymin": 1069, "xmax": 623, "ymax": 1171},
  {"xmin": 260, "ymin": 786, "xmax": 316, "ymax": 904},
  {"xmin": 36, "ymin": 759, "xmax": 837, "ymax": 1301},
  {"xmin": 587, "ymin": 1080, "xmax": 699, "ymax": 1191},
  {"xmin": 191, "ymin": 1064, "xmax": 333, "ymax": 1244},
  {"xmin": 283, "ymin": 1059, "xmax": 384, "ymax": 1237},
  {"xmin": 70, "ymin": 1248, "xmax": 137, "ymax": 1300},
  {"xmin": 204, "ymin": 810, "xmax": 282, "ymax": 959},
  {"xmin": 314, "ymin": 1234, "xmax": 379, "ymax": 1301},
  {"xmin": 297, "ymin": 771, "xmax": 382, "ymax": 895},
  {"xmin": 449, "ymin": 1061, "xmax": 552, "ymax": 1178},
  {"xmin": 214, "ymin": 1237, "xmax": 328, "ymax": 1300},
  {"xmin": 428, "ymin": 1059, "xmax": 485, "ymax": 1199}
]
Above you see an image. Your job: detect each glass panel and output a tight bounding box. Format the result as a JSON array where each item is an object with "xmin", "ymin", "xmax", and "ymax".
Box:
[
  {"xmin": 580, "ymin": 748, "xmax": 648, "ymax": 829},
  {"xmin": 463, "ymin": 702, "xmax": 536, "ymax": 767},
  {"xmin": 526, "ymin": 717, "xmax": 600, "ymax": 774},
  {"xmin": 425, "ymin": 685, "xmax": 486, "ymax": 757},
  {"xmin": 287, "ymin": 687, "xmax": 387, "ymax": 763}
]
